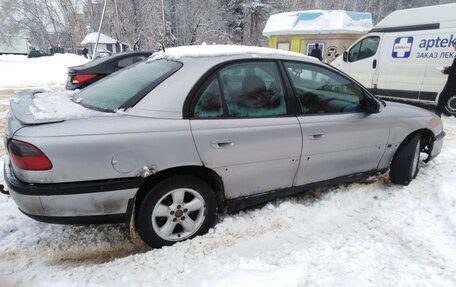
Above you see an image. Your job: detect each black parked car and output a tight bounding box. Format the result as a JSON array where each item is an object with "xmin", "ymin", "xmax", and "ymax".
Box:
[
  {"xmin": 65, "ymin": 51, "xmax": 153, "ymax": 90},
  {"xmin": 27, "ymin": 50, "xmax": 48, "ymax": 58}
]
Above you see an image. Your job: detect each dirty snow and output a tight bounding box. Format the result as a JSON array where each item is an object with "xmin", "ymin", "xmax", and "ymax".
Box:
[
  {"xmin": 0, "ymin": 54, "xmax": 89, "ymax": 90},
  {"xmin": 0, "ymin": 50, "xmax": 456, "ymax": 287},
  {"xmin": 148, "ymin": 45, "xmax": 312, "ymax": 62}
]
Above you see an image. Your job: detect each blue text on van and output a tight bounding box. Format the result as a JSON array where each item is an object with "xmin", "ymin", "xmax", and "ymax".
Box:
[{"xmin": 420, "ymin": 35, "xmax": 456, "ymax": 51}]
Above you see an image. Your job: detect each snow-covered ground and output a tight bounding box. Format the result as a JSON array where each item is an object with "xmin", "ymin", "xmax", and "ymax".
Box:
[
  {"xmin": 0, "ymin": 55, "xmax": 455, "ymax": 287},
  {"xmin": 0, "ymin": 54, "xmax": 88, "ymax": 90}
]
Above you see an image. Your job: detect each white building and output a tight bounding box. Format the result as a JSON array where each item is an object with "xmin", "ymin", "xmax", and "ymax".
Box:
[
  {"xmin": 0, "ymin": 36, "xmax": 30, "ymax": 55},
  {"xmin": 81, "ymin": 32, "xmax": 129, "ymax": 55}
]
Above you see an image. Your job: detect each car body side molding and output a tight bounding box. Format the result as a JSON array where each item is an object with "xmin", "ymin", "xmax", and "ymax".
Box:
[{"xmin": 224, "ymin": 168, "xmax": 388, "ymax": 212}]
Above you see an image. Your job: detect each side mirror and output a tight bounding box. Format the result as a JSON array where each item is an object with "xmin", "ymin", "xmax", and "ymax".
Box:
[
  {"xmin": 343, "ymin": 51, "xmax": 348, "ymax": 62},
  {"xmin": 365, "ymin": 97, "xmax": 381, "ymax": 113}
]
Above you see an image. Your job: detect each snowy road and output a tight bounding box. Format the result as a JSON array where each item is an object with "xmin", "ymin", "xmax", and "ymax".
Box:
[{"xmin": 0, "ymin": 55, "xmax": 455, "ymax": 287}]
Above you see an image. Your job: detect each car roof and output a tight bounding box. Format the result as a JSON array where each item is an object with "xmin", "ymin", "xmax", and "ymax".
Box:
[
  {"xmin": 132, "ymin": 45, "xmax": 323, "ymax": 119},
  {"xmin": 70, "ymin": 51, "xmax": 153, "ymax": 72},
  {"xmin": 148, "ymin": 45, "xmax": 317, "ymax": 63},
  {"xmin": 105, "ymin": 51, "xmax": 153, "ymax": 59}
]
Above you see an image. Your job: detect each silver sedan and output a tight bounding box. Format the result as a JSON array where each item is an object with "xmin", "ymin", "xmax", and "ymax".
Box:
[{"xmin": 4, "ymin": 45, "xmax": 445, "ymax": 248}]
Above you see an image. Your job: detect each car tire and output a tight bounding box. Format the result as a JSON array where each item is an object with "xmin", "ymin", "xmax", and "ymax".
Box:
[
  {"xmin": 136, "ymin": 175, "xmax": 217, "ymax": 248},
  {"xmin": 389, "ymin": 134, "xmax": 421, "ymax": 185},
  {"xmin": 443, "ymin": 95, "xmax": 456, "ymax": 117}
]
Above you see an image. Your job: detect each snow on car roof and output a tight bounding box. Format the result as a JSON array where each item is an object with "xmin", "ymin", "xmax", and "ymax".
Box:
[
  {"xmin": 263, "ymin": 10, "xmax": 373, "ymax": 37},
  {"xmin": 147, "ymin": 45, "xmax": 314, "ymax": 62}
]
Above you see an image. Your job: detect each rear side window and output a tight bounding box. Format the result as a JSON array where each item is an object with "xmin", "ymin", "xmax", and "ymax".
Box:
[
  {"xmin": 134, "ymin": 56, "xmax": 147, "ymax": 63},
  {"xmin": 194, "ymin": 76, "xmax": 223, "ymax": 118},
  {"xmin": 117, "ymin": 57, "xmax": 134, "ymax": 68},
  {"xmin": 75, "ymin": 59, "xmax": 182, "ymax": 112},
  {"xmin": 193, "ymin": 61, "xmax": 287, "ymax": 118}
]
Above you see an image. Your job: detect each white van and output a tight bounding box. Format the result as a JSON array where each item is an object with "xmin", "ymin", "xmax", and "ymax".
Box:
[{"xmin": 331, "ymin": 3, "xmax": 456, "ymax": 116}]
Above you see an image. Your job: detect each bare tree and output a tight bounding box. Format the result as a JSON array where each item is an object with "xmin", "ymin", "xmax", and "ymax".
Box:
[{"xmin": 1, "ymin": 0, "xmax": 453, "ymax": 52}]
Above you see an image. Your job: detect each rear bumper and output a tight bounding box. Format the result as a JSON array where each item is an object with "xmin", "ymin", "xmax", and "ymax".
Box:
[{"xmin": 4, "ymin": 156, "xmax": 142, "ymax": 224}]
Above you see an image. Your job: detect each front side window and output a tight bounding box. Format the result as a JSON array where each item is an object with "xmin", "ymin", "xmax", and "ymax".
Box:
[
  {"xmin": 75, "ymin": 59, "xmax": 182, "ymax": 111},
  {"xmin": 193, "ymin": 61, "xmax": 287, "ymax": 118},
  {"xmin": 348, "ymin": 37, "xmax": 380, "ymax": 62},
  {"xmin": 284, "ymin": 62, "xmax": 365, "ymax": 114}
]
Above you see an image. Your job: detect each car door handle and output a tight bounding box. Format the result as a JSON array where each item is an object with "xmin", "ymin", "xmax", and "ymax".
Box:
[
  {"xmin": 210, "ymin": 139, "xmax": 235, "ymax": 148},
  {"xmin": 373, "ymin": 59, "xmax": 377, "ymax": 69},
  {"xmin": 308, "ymin": 134, "xmax": 326, "ymax": 140}
]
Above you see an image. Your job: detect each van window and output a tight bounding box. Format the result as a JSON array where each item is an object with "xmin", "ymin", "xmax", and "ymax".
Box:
[{"xmin": 348, "ymin": 37, "xmax": 380, "ymax": 62}]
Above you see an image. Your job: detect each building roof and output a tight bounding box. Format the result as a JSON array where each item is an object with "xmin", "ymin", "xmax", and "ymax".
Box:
[
  {"xmin": 263, "ymin": 10, "xmax": 373, "ymax": 37},
  {"xmin": 81, "ymin": 32, "xmax": 117, "ymax": 45}
]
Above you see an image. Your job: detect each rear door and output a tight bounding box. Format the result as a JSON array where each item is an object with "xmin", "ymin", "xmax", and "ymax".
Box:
[
  {"xmin": 190, "ymin": 61, "xmax": 302, "ymax": 199},
  {"xmin": 282, "ymin": 61, "xmax": 388, "ymax": 186}
]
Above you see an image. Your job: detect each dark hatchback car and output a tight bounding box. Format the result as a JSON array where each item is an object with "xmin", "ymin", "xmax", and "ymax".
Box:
[
  {"xmin": 65, "ymin": 51, "xmax": 152, "ymax": 90},
  {"xmin": 27, "ymin": 50, "xmax": 48, "ymax": 58}
]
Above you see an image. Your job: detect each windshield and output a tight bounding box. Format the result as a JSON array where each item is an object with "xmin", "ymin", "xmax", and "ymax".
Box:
[{"xmin": 74, "ymin": 59, "xmax": 182, "ymax": 111}]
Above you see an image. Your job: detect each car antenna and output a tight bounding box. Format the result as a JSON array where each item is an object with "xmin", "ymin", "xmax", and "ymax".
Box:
[{"xmin": 160, "ymin": 42, "xmax": 165, "ymax": 53}]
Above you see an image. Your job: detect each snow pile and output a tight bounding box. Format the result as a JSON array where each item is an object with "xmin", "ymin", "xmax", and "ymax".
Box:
[
  {"xmin": 0, "ymin": 54, "xmax": 89, "ymax": 89},
  {"xmin": 263, "ymin": 10, "xmax": 373, "ymax": 37},
  {"xmin": 0, "ymin": 117, "xmax": 455, "ymax": 286},
  {"xmin": 148, "ymin": 45, "xmax": 311, "ymax": 61},
  {"xmin": 27, "ymin": 91, "xmax": 113, "ymax": 121}
]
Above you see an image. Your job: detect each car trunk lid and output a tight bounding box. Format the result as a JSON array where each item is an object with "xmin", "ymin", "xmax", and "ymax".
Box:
[{"xmin": 7, "ymin": 90, "xmax": 113, "ymax": 136}]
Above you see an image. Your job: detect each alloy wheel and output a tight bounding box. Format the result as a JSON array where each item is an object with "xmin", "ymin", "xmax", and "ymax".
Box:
[{"xmin": 151, "ymin": 188, "xmax": 206, "ymax": 241}]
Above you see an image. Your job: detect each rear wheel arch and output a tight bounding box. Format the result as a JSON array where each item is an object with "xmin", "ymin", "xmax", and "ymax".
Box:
[{"xmin": 133, "ymin": 165, "xmax": 225, "ymax": 217}]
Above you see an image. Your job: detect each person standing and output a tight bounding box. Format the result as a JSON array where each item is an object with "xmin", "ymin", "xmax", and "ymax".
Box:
[
  {"xmin": 82, "ymin": 47, "xmax": 89, "ymax": 59},
  {"xmin": 310, "ymin": 43, "xmax": 323, "ymax": 61},
  {"xmin": 436, "ymin": 42, "xmax": 456, "ymax": 117}
]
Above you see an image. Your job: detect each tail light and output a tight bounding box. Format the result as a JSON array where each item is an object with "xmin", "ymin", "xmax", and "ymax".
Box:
[
  {"xmin": 72, "ymin": 74, "xmax": 97, "ymax": 84},
  {"xmin": 8, "ymin": 139, "xmax": 53, "ymax": 170}
]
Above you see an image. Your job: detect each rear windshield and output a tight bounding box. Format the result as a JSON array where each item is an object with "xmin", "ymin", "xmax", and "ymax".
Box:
[
  {"xmin": 76, "ymin": 54, "xmax": 115, "ymax": 68},
  {"xmin": 74, "ymin": 59, "xmax": 182, "ymax": 112}
]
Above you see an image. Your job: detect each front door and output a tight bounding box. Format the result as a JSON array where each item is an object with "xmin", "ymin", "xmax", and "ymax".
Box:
[
  {"xmin": 341, "ymin": 35, "xmax": 382, "ymax": 91},
  {"xmin": 282, "ymin": 61, "xmax": 389, "ymax": 186},
  {"xmin": 190, "ymin": 61, "xmax": 302, "ymax": 199}
]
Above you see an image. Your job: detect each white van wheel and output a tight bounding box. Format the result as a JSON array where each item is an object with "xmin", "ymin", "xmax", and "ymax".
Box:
[{"xmin": 444, "ymin": 95, "xmax": 456, "ymax": 117}]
